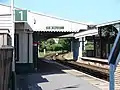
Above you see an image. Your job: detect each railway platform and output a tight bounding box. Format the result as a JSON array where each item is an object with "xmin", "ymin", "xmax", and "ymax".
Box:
[{"xmin": 16, "ymin": 58, "xmax": 108, "ymax": 90}]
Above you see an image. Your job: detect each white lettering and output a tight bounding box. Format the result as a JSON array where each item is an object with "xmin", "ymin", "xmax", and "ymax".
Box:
[
  {"xmin": 19, "ymin": 11, "xmax": 23, "ymax": 20},
  {"xmin": 46, "ymin": 26, "xmax": 64, "ymax": 29}
]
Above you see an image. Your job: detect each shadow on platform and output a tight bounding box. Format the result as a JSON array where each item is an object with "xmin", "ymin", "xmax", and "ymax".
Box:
[
  {"xmin": 36, "ymin": 58, "xmax": 70, "ymax": 75},
  {"xmin": 16, "ymin": 73, "xmax": 48, "ymax": 90},
  {"xmin": 16, "ymin": 58, "xmax": 72, "ymax": 90}
]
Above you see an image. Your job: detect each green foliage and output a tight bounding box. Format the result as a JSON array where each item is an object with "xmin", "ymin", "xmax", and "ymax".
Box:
[
  {"xmin": 47, "ymin": 38, "xmax": 55, "ymax": 45},
  {"xmin": 101, "ymin": 25, "xmax": 118, "ymax": 38},
  {"xmin": 39, "ymin": 38, "xmax": 71, "ymax": 52},
  {"xmin": 39, "ymin": 41, "xmax": 45, "ymax": 52},
  {"xmin": 85, "ymin": 41, "xmax": 94, "ymax": 50},
  {"xmin": 58, "ymin": 38, "xmax": 71, "ymax": 51},
  {"xmin": 51, "ymin": 44, "xmax": 62, "ymax": 51}
]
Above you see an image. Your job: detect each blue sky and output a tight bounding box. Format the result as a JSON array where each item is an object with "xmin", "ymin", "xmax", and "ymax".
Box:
[{"xmin": 1, "ymin": 0, "xmax": 120, "ymax": 24}]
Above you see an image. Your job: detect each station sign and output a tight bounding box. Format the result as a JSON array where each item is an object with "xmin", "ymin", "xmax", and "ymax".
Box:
[
  {"xmin": 15, "ymin": 10, "xmax": 27, "ymax": 22},
  {"xmin": 46, "ymin": 26, "xmax": 64, "ymax": 29},
  {"xmin": 108, "ymin": 31, "xmax": 120, "ymax": 65}
]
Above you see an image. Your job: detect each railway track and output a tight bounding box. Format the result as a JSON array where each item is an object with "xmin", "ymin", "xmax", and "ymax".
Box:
[{"xmin": 44, "ymin": 53, "xmax": 109, "ymax": 81}]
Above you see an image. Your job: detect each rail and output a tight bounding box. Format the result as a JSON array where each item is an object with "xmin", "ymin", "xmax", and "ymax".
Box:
[
  {"xmin": 53, "ymin": 53, "xmax": 109, "ymax": 80},
  {"xmin": 44, "ymin": 52, "xmax": 109, "ymax": 80},
  {"xmin": 80, "ymin": 57, "xmax": 108, "ymax": 64},
  {"xmin": 78, "ymin": 57, "xmax": 109, "ymax": 70},
  {"xmin": 0, "ymin": 46, "xmax": 13, "ymax": 90}
]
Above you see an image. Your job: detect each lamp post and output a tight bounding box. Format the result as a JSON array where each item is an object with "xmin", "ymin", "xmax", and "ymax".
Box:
[
  {"xmin": 11, "ymin": 0, "xmax": 15, "ymax": 72},
  {"xmin": 11, "ymin": 0, "xmax": 16, "ymax": 90}
]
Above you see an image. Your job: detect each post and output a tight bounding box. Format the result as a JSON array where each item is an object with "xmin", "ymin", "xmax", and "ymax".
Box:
[
  {"xmin": 108, "ymin": 31, "xmax": 120, "ymax": 90},
  {"xmin": 11, "ymin": 0, "xmax": 16, "ymax": 90},
  {"xmin": 44, "ymin": 49, "xmax": 46, "ymax": 55},
  {"xmin": 11, "ymin": 0, "xmax": 15, "ymax": 72},
  {"xmin": 44, "ymin": 42, "xmax": 46, "ymax": 55},
  {"xmin": 109, "ymin": 64, "xmax": 115, "ymax": 90},
  {"xmin": 71, "ymin": 39, "xmax": 73, "ymax": 52}
]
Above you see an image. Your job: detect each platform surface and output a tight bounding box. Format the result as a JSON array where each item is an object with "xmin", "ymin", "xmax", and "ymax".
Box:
[{"xmin": 16, "ymin": 59, "xmax": 104, "ymax": 90}]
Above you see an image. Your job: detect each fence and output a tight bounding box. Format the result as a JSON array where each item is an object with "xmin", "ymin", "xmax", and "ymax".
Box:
[{"xmin": 0, "ymin": 46, "xmax": 13, "ymax": 90}]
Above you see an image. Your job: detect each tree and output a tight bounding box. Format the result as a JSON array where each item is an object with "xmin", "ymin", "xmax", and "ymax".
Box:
[
  {"xmin": 58, "ymin": 38, "xmax": 71, "ymax": 51},
  {"xmin": 47, "ymin": 38, "xmax": 55, "ymax": 45},
  {"xmin": 39, "ymin": 38, "xmax": 71, "ymax": 52}
]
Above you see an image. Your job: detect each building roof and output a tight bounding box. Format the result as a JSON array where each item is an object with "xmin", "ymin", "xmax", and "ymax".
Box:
[
  {"xmin": 0, "ymin": 3, "xmax": 89, "ymax": 25},
  {"xmin": 74, "ymin": 29, "xmax": 98, "ymax": 38},
  {"xmin": 97, "ymin": 20, "xmax": 120, "ymax": 27},
  {"xmin": 0, "ymin": 3, "xmax": 91, "ymax": 32}
]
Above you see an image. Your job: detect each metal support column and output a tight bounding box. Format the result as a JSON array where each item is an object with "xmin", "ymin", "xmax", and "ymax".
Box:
[
  {"xmin": 109, "ymin": 64, "xmax": 115, "ymax": 90},
  {"xmin": 33, "ymin": 33, "xmax": 39, "ymax": 71}
]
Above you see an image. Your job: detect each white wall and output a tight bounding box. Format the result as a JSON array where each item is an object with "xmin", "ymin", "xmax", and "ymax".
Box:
[
  {"xmin": 0, "ymin": 4, "xmax": 12, "ymax": 33},
  {"xmin": 17, "ymin": 31, "xmax": 28, "ymax": 63},
  {"xmin": 0, "ymin": 34, "xmax": 8, "ymax": 47},
  {"xmin": 4, "ymin": 34, "xmax": 7, "ymax": 45},
  {"xmin": 0, "ymin": 15, "xmax": 11, "ymax": 29},
  {"xmin": 0, "ymin": 34, "xmax": 4, "ymax": 46},
  {"xmin": 16, "ymin": 30, "xmax": 33, "ymax": 63},
  {"xmin": 0, "ymin": 4, "xmax": 10, "ymax": 14}
]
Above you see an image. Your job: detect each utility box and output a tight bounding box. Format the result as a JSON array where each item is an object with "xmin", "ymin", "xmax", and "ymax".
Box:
[{"xmin": 0, "ymin": 29, "xmax": 11, "ymax": 47}]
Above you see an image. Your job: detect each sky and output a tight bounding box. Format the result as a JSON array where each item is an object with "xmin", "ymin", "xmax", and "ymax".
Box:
[{"xmin": 0, "ymin": 0, "xmax": 120, "ymax": 24}]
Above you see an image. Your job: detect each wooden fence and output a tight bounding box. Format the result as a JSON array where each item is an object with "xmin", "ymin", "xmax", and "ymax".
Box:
[{"xmin": 0, "ymin": 47, "xmax": 13, "ymax": 90}]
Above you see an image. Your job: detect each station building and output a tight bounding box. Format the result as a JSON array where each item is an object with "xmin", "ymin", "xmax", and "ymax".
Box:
[
  {"xmin": 75, "ymin": 21, "xmax": 120, "ymax": 61},
  {"xmin": 0, "ymin": 3, "xmax": 120, "ymax": 73},
  {"xmin": 0, "ymin": 4, "xmax": 91, "ymax": 72}
]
